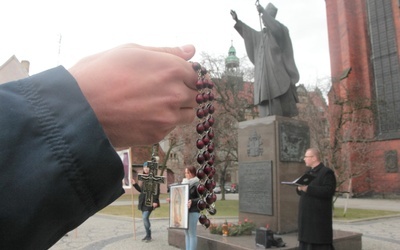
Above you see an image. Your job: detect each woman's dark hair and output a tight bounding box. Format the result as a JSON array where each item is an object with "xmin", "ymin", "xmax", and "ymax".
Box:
[{"xmin": 186, "ymin": 166, "xmax": 197, "ymax": 177}]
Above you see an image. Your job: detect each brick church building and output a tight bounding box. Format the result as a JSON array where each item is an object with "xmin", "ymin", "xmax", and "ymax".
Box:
[{"xmin": 326, "ymin": 0, "xmax": 400, "ymax": 196}]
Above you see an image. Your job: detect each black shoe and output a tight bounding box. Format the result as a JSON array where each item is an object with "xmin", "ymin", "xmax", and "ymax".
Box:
[
  {"xmin": 145, "ymin": 237, "xmax": 152, "ymax": 242},
  {"xmin": 141, "ymin": 236, "xmax": 148, "ymax": 241}
]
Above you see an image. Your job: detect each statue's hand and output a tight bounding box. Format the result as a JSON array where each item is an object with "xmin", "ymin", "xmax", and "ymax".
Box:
[{"xmin": 230, "ymin": 10, "xmax": 238, "ymax": 21}]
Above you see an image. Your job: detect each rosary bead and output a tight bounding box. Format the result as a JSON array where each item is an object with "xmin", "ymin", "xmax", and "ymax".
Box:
[
  {"xmin": 196, "ymin": 80, "xmax": 204, "ymax": 90},
  {"xmin": 208, "ymin": 92, "xmax": 215, "ymax": 101},
  {"xmin": 198, "ymin": 214, "xmax": 207, "ymax": 224},
  {"xmin": 197, "ymin": 184, "xmax": 207, "ymax": 195},
  {"xmin": 205, "ymin": 179, "xmax": 216, "ymax": 191},
  {"xmin": 203, "ymin": 151, "xmax": 211, "ymax": 161},
  {"xmin": 196, "ymin": 139, "xmax": 205, "ymax": 149},
  {"xmin": 207, "ymin": 155, "xmax": 215, "ymax": 166},
  {"xmin": 203, "ymin": 164, "xmax": 212, "ymax": 175},
  {"xmin": 203, "ymin": 219, "xmax": 211, "ymax": 228},
  {"xmin": 207, "ymin": 80, "xmax": 214, "ymax": 89},
  {"xmin": 207, "ymin": 143, "xmax": 214, "ymax": 153},
  {"xmin": 201, "ymin": 67, "xmax": 208, "ymax": 75},
  {"xmin": 196, "ymin": 108, "xmax": 205, "ymax": 119},
  {"xmin": 207, "ymin": 104, "xmax": 215, "ymax": 114},
  {"xmin": 203, "ymin": 121, "xmax": 210, "ymax": 131},
  {"xmin": 196, "ymin": 93, "xmax": 204, "ymax": 104},
  {"xmin": 208, "ymin": 116, "xmax": 215, "ymax": 126},
  {"xmin": 196, "ymin": 153, "xmax": 205, "ymax": 164},
  {"xmin": 208, "ymin": 207, "xmax": 217, "ymax": 216},
  {"xmin": 196, "ymin": 123, "xmax": 205, "ymax": 134},
  {"xmin": 206, "ymin": 193, "xmax": 217, "ymax": 204},
  {"xmin": 207, "ymin": 128, "xmax": 214, "ymax": 139},
  {"xmin": 202, "ymin": 92, "xmax": 209, "ymax": 102},
  {"xmin": 197, "ymin": 199, "xmax": 207, "ymax": 210},
  {"xmin": 208, "ymin": 167, "xmax": 216, "ymax": 178},
  {"xmin": 196, "ymin": 168, "xmax": 206, "ymax": 179},
  {"xmin": 202, "ymin": 135, "xmax": 210, "ymax": 145},
  {"xmin": 202, "ymin": 106, "xmax": 209, "ymax": 116},
  {"xmin": 192, "ymin": 62, "xmax": 202, "ymax": 71}
]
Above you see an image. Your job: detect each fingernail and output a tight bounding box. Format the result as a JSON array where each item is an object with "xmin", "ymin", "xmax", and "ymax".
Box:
[{"xmin": 180, "ymin": 44, "xmax": 193, "ymax": 53}]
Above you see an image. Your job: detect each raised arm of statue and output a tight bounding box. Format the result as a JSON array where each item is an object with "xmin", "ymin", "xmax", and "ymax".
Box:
[{"xmin": 230, "ymin": 10, "xmax": 238, "ymax": 22}]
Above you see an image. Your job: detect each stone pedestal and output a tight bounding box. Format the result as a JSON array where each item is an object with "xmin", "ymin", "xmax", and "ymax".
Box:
[
  {"xmin": 238, "ymin": 116, "xmax": 310, "ymax": 234},
  {"xmin": 168, "ymin": 227, "xmax": 362, "ymax": 250}
]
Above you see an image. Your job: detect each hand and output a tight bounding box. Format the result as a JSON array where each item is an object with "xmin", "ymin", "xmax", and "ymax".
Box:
[
  {"xmin": 152, "ymin": 202, "xmax": 158, "ymax": 208},
  {"xmin": 187, "ymin": 199, "xmax": 192, "ymax": 208},
  {"xmin": 230, "ymin": 10, "xmax": 238, "ymax": 21},
  {"xmin": 256, "ymin": 4, "xmax": 264, "ymax": 14},
  {"xmin": 131, "ymin": 178, "xmax": 136, "ymax": 185},
  {"xmin": 68, "ymin": 44, "xmax": 199, "ymax": 147},
  {"xmin": 166, "ymin": 198, "xmax": 171, "ymax": 203},
  {"xmin": 298, "ymin": 185, "xmax": 308, "ymax": 192}
]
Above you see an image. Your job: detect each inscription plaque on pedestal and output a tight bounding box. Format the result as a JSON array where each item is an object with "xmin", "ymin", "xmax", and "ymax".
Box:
[{"xmin": 239, "ymin": 161, "xmax": 272, "ymax": 215}]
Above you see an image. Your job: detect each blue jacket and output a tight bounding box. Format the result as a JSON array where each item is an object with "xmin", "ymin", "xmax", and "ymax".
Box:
[{"xmin": 0, "ymin": 66, "xmax": 124, "ymax": 249}]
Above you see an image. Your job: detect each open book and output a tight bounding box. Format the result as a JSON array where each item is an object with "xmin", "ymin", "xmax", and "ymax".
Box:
[{"xmin": 281, "ymin": 173, "xmax": 315, "ymax": 186}]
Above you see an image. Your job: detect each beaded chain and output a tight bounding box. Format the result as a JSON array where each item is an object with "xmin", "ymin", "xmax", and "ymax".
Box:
[{"xmin": 191, "ymin": 62, "xmax": 217, "ymax": 228}]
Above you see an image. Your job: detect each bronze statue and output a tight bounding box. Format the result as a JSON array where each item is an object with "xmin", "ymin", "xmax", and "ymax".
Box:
[{"xmin": 231, "ymin": 2, "xmax": 299, "ymax": 118}]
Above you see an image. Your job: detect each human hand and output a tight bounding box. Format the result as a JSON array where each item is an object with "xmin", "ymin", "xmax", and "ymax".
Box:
[
  {"xmin": 298, "ymin": 185, "xmax": 308, "ymax": 192},
  {"xmin": 230, "ymin": 10, "xmax": 238, "ymax": 21},
  {"xmin": 131, "ymin": 178, "xmax": 136, "ymax": 185},
  {"xmin": 187, "ymin": 199, "xmax": 192, "ymax": 208},
  {"xmin": 152, "ymin": 202, "xmax": 158, "ymax": 208},
  {"xmin": 166, "ymin": 198, "xmax": 171, "ymax": 203},
  {"xmin": 68, "ymin": 44, "xmax": 199, "ymax": 147}
]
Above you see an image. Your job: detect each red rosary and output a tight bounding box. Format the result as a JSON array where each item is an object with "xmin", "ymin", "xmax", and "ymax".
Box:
[{"xmin": 192, "ymin": 62, "xmax": 217, "ymax": 228}]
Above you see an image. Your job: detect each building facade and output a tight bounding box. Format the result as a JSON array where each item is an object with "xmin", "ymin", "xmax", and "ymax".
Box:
[{"xmin": 326, "ymin": 0, "xmax": 400, "ymax": 196}]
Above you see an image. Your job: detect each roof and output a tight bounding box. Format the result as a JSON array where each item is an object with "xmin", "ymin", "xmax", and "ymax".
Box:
[{"xmin": 0, "ymin": 55, "xmax": 29, "ymax": 84}]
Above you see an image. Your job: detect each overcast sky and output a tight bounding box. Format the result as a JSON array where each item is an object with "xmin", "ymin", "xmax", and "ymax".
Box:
[{"xmin": 1, "ymin": 0, "xmax": 331, "ymax": 85}]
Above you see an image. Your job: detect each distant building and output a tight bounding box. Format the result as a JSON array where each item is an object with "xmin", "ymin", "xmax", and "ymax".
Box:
[
  {"xmin": 0, "ymin": 55, "xmax": 29, "ymax": 84},
  {"xmin": 326, "ymin": 0, "xmax": 400, "ymax": 196},
  {"xmin": 296, "ymin": 85, "xmax": 329, "ymax": 157}
]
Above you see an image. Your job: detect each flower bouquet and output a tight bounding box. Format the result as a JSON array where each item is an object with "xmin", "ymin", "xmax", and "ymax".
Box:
[{"xmin": 209, "ymin": 219, "xmax": 256, "ymax": 236}]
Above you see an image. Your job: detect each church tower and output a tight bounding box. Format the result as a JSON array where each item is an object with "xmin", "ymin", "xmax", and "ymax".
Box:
[{"xmin": 225, "ymin": 41, "xmax": 241, "ymax": 77}]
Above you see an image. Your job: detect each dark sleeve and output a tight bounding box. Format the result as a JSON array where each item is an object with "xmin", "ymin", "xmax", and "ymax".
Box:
[
  {"xmin": 189, "ymin": 184, "xmax": 201, "ymax": 209},
  {"xmin": 154, "ymin": 184, "xmax": 160, "ymax": 207},
  {"xmin": 307, "ymin": 169, "xmax": 337, "ymax": 199},
  {"xmin": 0, "ymin": 66, "xmax": 125, "ymax": 250},
  {"xmin": 133, "ymin": 183, "xmax": 142, "ymax": 192}
]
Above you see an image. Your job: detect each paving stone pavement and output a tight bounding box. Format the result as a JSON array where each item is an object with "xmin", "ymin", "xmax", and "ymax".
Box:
[{"xmin": 50, "ymin": 197, "xmax": 400, "ymax": 250}]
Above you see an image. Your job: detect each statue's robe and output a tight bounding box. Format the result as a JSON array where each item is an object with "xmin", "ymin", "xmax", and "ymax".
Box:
[{"xmin": 234, "ymin": 11, "xmax": 300, "ymax": 117}]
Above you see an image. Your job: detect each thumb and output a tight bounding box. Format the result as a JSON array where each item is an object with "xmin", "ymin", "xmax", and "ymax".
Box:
[
  {"xmin": 140, "ymin": 44, "xmax": 196, "ymax": 61},
  {"xmin": 160, "ymin": 44, "xmax": 196, "ymax": 61}
]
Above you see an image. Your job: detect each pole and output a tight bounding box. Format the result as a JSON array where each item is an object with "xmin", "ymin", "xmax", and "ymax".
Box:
[{"xmin": 132, "ymin": 190, "xmax": 136, "ymax": 240}]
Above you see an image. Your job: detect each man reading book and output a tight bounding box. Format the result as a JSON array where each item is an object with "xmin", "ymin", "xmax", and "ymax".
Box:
[{"xmin": 296, "ymin": 148, "xmax": 336, "ymax": 250}]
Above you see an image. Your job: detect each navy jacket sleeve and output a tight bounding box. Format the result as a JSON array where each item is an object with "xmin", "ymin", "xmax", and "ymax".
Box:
[{"xmin": 0, "ymin": 66, "xmax": 125, "ymax": 250}]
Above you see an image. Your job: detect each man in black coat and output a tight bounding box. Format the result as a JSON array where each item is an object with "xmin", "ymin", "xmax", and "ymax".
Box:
[{"xmin": 297, "ymin": 148, "xmax": 337, "ymax": 250}]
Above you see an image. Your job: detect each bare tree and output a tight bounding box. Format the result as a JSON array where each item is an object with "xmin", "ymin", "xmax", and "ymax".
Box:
[
  {"xmin": 328, "ymin": 80, "xmax": 378, "ymax": 198},
  {"xmin": 298, "ymin": 78, "xmax": 378, "ymax": 215}
]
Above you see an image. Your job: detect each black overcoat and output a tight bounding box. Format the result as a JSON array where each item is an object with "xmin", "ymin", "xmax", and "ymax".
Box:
[{"xmin": 296, "ymin": 163, "xmax": 336, "ymax": 244}]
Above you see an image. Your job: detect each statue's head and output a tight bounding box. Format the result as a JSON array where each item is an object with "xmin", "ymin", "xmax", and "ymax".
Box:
[{"xmin": 265, "ymin": 3, "xmax": 278, "ymax": 18}]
